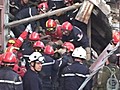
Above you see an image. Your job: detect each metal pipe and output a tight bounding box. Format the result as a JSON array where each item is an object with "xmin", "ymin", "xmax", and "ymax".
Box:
[{"xmin": 4, "ymin": 3, "xmax": 81, "ymax": 28}]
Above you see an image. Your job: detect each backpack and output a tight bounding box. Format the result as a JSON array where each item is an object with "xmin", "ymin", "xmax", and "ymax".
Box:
[{"xmin": 105, "ymin": 66, "xmax": 119, "ymax": 90}]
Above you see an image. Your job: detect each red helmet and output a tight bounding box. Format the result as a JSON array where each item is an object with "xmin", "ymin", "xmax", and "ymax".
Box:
[
  {"xmin": 29, "ymin": 32, "xmax": 40, "ymax": 41},
  {"xmin": 62, "ymin": 42, "xmax": 75, "ymax": 52},
  {"xmin": 33, "ymin": 41, "xmax": 45, "ymax": 49},
  {"xmin": 44, "ymin": 45, "xmax": 54, "ymax": 55},
  {"xmin": 6, "ymin": 38, "xmax": 16, "ymax": 47},
  {"xmin": 46, "ymin": 19, "xmax": 57, "ymax": 28},
  {"xmin": 112, "ymin": 30, "xmax": 120, "ymax": 44},
  {"xmin": 61, "ymin": 21, "xmax": 73, "ymax": 31},
  {"xmin": 38, "ymin": 2, "xmax": 48, "ymax": 12},
  {"xmin": 2, "ymin": 52, "xmax": 17, "ymax": 64},
  {"xmin": 55, "ymin": 25, "xmax": 63, "ymax": 37}
]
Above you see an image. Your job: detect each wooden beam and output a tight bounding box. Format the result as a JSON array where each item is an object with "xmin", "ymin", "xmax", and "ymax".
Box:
[
  {"xmin": 4, "ymin": 3, "xmax": 81, "ymax": 28},
  {"xmin": 75, "ymin": 1, "xmax": 94, "ymax": 24},
  {"xmin": 89, "ymin": 0, "xmax": 111, "ymax": 15}
]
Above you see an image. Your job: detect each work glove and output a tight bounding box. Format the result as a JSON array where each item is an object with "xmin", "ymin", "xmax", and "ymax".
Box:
[{"xmin": 25, "ymin": 24, "xmax": 32, "ymax": 33}]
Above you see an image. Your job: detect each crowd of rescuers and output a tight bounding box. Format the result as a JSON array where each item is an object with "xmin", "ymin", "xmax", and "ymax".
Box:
[{"xmin": 0, "ymin": 0, "xmax": 119, "ymax": 90}]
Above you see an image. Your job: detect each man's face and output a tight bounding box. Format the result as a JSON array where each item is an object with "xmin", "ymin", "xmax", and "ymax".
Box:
[
  {"xmin": 46, "ymin": 27, "xmax": 56, "ymax": 33},
  {"xmin": 62, "ymin": 29, "xmax": 71, "ymax": 36},
  {"xmin": 34, "ymin": 62, "xmax": 42, "ymax": 72}
]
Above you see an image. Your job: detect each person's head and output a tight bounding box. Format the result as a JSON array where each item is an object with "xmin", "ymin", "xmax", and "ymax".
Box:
[
  {"xmin": 38, "ymin": 2, "xmax": 48, "ymax": 14},
  {"xmin": 64, "ymin": 0, "xmax": 74, "ymax": 6},
  {"xmin": 29, "ymin": 52, "xmax": 44, "ymax": 72},
  {"xmin": 29, "ymin": 32, "xmax": 40, "ymax": 45},
  {"xmin": 44, "ymin": 45, "xmax": 54, "ymax": 56},
  {"xmin": 61, "ymin": 21, "xmax": 73, "ymax": 36},
  {"xmin": 1, "ymin": 52, "xmax": 18, "ymax": 67},
  {"xmin": 46, "ymin": 19, "xmax": 57, "ymax": 33},
  {"xmin": 6, "ymin": 38, "xmax": 16, "ymax": 47},
  {"xmin": 33, "ymin": 41, "xmax": 45, "ymax": 52},
  {"xmin": 62, "ymin": 42, "xmax": 75, "ymax": 53},
  {"xmin": 72, "ymin": 46, "xmax": 86, "ymax": 61},
  {"xmin": 108, "ymin": 54, "xmax": 118, "ymax": 64}
]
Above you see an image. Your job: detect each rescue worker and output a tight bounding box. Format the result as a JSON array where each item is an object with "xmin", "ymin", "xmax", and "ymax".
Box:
[
  {"xmin": 21, "ymin": 31, "xmax": 40, "ymax": 55},
  {"xmin": 48, "ymin": 0, "xmax": 64, "ymax": 10},
  {"xmin": 45, "ymin": 19, "xmax": 63, "ymax": 42},
  {"xmin": 40, "ymin": 45, "xmax": 56, "ymax": 90},
  {"xmin": 61, "ymin": 21, "xmax": 89, "ymax": 48},
  {"xmin": 33, "ymin": 40, "xmax": 45, "ymax": 52},
  {"xmin": 5, "ymin": 24, "xmax": 32, "ymax": 77},
  {"xmin": 21, "ymin": 32, "xmax": 40, "ymax": 69},
  {"xmin": 13, "ymin": 2, "xmax": 48, "ymax": 38},
  {"xmin": 48, "ymin": 0, "xmax": 65, "ymax": 24},
  {"xmin": 93, "ymin": 54, "xmax": 120, "ymax": 90},
  {"xmin": 0, "ymin": 52, "xmax": 23, "ymax": 90},
  {"xmin": 23, "ymin": 52, "xmax": 44, "ymax": 90},
  {"xmin": 63, "ymin": 0, "xmax": 78, "ymax": 23},
  {"xmin": 6, "ymin": 24, "xmax": 32, "ymax": 49},
  {"xmin": 52, "ymin": 42, "xmax": 75, "ymax": 90},
  {"xmin": 61, "ymin": 21, "xmax": 91, "ymax": 60},
  {"xmin": 9, "ymin": 0, "xmax": 30, "ymax": 18},
  {"xmin": 59, "ymin": 46, "xmax": 92, "ymax": 90}
]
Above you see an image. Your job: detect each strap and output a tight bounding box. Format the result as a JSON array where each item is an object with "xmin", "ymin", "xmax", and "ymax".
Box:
[
  {"xmin": 61, "ymin": 73, "xmax": 89, "ymax": 78},
  {"xmin": 0, "ymin": 80, "xmax": 22, "ymax": 85},
  {"xmin": 42, "ymin": 60, "xmax": 55, "ymax": 66},
  {"xmin": 105, "ymin": 66, "xmax": 117, "ymax": 78},
  {"xmin": 29, "ymin": 8, "xmax": 33, "ymax": 17}
]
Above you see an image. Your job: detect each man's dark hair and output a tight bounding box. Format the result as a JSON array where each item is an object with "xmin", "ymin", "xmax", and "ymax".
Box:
[{"xmin": 108, "ymin": 54, "xmax": 118, "ymax": 64}]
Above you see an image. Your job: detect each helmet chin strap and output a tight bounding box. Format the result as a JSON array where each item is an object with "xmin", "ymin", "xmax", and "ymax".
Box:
[{"xmin": 31, "ymin": 62, "xmax": 39, "ymax": 73}]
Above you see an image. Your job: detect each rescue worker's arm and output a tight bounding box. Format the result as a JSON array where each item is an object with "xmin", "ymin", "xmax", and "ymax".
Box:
[
  {"xmin": 14, "ymin": 76, "xmax": 23, "ymax": 90},
  {"xmin": 14, "ymin": 24, "xmax": 32, "ymax": 48},
  {"xmin": 85, "ymin": 47, "xmax": 91, "ymax": 61}
]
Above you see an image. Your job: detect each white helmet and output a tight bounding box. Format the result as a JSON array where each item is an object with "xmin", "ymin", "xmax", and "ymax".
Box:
[
  {"xmin": 72, "ymin": 47, "xmax": 86, "ymax": 60},
  {"xmin": 29, "ymin": 52, "xmax": 44, "ymax": 63}
]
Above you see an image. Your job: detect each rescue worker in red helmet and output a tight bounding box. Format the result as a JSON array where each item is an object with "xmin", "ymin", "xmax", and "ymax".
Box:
[
  {"xmin": 0, "ymin": 52, "xmax": 23, "ymax": 90},
  {"xmin": 51, "ymin": 42, "xmax": 75, "ymax": 90},
  {"xmin": 38, "ymin": 2, "xmax": 49, "ymax": 14},
  {"xmin": 44, "ymin": 45, "xmax": 55, "ymax": 56},
  {"xmin": 45, "ymin": 19, "xmax": 63, "ymax": 42},
  {"xmin": 38, "ymin": 45, "xmax": 56, "ymax": 90},
  {"xmin": 6, "ymin": 24, "xmax": 32, "ymax": 49},
  {"xmin": 5, "ymin": 24, "xmax": 31, "ymax": 77},
  {"xmin": 6, "ymin": 24, "xmax": 32, "ymax": 55},
  {"xmin": 61, "ymin": 21, "xmax": 90, "ymax": 60},
  {"xmin": 21, "ymin": 31, "xmax": 41, "ymax": 69},
  {"xmin": 29, "ymin": 32, "xmax": 40, "ymax": 42},
  {"xmin": 6, "ymin": 38, "xmax": 16, "ymax": 47},
  {"xmin": 21, "ymin": 31, "xmax": 40, "ymax": 55},
  {"xmin": 37, "ymin": 2, "xmax": 49, "ymax": 30},
  {"xmin": 33, "ymin": 40, "xmax": 45, "ymax": 52},
  {"xmin": 13, "ymin": 2, "xmax": 48, "ymax": 38}
]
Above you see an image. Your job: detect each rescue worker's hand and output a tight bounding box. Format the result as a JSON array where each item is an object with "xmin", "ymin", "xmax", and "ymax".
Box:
[
  {"xmin": 57, "ymin": 48, "xmax": 66, "ymax": 55},
  {"xmin": 26, "ymin": 24, "xmax": 32, "ymax": 33},
  {"xmin": 55, "ymin": 40, "xmax": 63, "ymax": 46}
]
